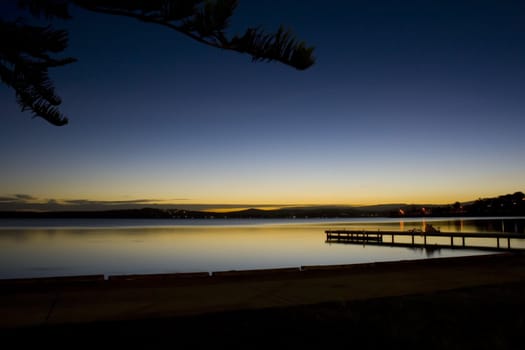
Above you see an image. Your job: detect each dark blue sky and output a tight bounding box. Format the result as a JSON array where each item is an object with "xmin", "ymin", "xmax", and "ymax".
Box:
[{"xmin": 1, "ymin": 0, "xmax": 524, "ymax": 210}]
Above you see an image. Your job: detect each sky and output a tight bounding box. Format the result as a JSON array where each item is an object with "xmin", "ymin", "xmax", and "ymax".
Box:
[{"xmin": 1, "ymin": 0, "xmax": 525, "ymax": 211}]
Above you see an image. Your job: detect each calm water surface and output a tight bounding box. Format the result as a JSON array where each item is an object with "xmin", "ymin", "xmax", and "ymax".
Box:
[{"xmin": 0, "ymin": 217, "xmax": 523, "ymax": 279}]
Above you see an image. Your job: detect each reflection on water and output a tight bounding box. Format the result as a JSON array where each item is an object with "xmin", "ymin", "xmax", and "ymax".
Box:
[
  {"xmin": 0, "ymin": 217, "xmax": 523, "ymax": 279},
  {"xmin": 409, "ymin": 246, "xmax": 443, "ymax": 258},
  {"xmin": 323, "ymin": 217, "xmax": 525, "ymax": 234}
]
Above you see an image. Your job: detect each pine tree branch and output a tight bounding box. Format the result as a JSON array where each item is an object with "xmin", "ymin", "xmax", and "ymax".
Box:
[
  {"xmin": 0, "ymin": 20, "xmax": 75, "ymax": 126},
  {"xmin": 3, "ymin": 0, "xmax": 315, "ymax": 126},
  {"xmin": 73, "ymin": 5, "xmax": 223, "ymax": 50},
  {"xmin": 17, "ymin": 0, "xmax": 72, "ymax": 19},
  {"xmin": 73, "ymin": 1, "xmax": 315, "ymax": 70}
]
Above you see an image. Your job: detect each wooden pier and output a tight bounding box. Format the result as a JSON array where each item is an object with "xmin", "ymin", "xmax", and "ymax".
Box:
[{"xmin": 325, "ymin": 230, "xmax": 525, "ymax": 251}]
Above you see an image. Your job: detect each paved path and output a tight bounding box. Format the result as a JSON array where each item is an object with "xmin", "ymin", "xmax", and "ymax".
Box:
[{"xmin": 1, "ymin": 253, "xmax": 525, "ymax": 329}]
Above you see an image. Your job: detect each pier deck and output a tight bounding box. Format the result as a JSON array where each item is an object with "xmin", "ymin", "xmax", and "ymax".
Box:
[{"xmin": 325, "ymin": 230, "xmax": 525, "ymax": 251}]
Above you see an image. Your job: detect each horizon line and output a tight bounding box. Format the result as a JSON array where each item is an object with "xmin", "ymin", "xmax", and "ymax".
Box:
[{"xmin": 2, "ymin": 191, "xmax": 523, "ymax": 213}]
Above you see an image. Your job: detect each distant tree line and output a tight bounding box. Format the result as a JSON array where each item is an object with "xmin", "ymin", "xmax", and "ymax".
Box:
[
  {"xmin": 393, "ymin": 192, "xmax": 525, "ymax": 217},
  {"xmin": 463, "ymin": 192, "xmax": 525, "ymax": 217}
]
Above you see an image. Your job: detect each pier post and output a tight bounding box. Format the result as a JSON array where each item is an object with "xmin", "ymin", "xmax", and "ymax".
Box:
[
  {"xmin": 412, "ymin": 234, "xmax": 414, "ymax": 245},
  {"xmin": 424, "ymin": 235, "xmax": 427, "ymax": 246},
  {"xmin": 508, "ymin": 237, "xmax": 511, "ymax": 249},
  {"xmin": 497, "ymin": 238, "xmax": 500, "ymax": 249},
  {"xmin": 462, "ymin": 236, "xmax": 465, "ymax": 247},
  {"xmin": 451, "ymin": 236, "xmax": 453, "ymax": 247},
  {"xmin": 392, "ymin": 233, "xmax": 394, "ymax": 244}
]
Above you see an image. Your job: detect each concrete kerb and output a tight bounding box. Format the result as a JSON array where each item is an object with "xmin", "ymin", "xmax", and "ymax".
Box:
[
  {"xmin": 107, "ymin": 272, "xmax": 210, "ymax": 282},
  {"xmin": 211, "ymin": 267, "xmax": 301, "ymax": 279},
  {"xmin": 0, "ymin": 274, "xmax": 105, "ymax": 287}
]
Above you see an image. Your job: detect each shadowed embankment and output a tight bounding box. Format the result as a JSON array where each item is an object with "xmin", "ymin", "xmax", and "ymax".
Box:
[{"xmin": 1, "ymin": 253, "xmax": 525, "ymax": 348}]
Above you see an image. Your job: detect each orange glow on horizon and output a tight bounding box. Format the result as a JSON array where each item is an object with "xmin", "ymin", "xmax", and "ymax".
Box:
[{"xmin": 4, "ymin": 187, "xmax": 522, "ymax": 212}]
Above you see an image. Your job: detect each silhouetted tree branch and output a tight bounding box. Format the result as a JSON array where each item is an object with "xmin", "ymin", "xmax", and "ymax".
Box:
[
  {"xmin": 2, "ymin": 0, "xmax": 315, "ymax": 126},
  {"xmin": 0, "ymin": 19, "xmax": 76, "ymax": 125}
]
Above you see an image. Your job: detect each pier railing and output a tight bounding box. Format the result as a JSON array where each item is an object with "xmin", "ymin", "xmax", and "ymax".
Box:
[{"xmin": 325, "ymin": 230, "xmax": 525, "ymax": 251}]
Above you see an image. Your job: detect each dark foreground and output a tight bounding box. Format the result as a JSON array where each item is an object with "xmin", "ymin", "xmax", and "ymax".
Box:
[
  {"xmin": 2, "ymin": 254, "xmax": 525, "ymax": 348},
  {"xmin": 3, "ymin": 281, "xmax": 525, "ymax": 349}
]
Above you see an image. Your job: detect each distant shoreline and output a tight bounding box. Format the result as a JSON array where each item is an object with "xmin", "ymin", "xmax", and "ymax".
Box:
[
  {"xmin": 1, "ymin": 192, "xmax": 524, "ymax": 218},
  {"xmin": 1, "ymin": 210, "xmax": 525, "ymax": 220}
]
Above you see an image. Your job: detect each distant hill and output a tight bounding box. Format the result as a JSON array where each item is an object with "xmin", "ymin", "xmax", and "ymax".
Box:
[{"xmin": 223, "ymin": 206, "xmax": 362, "ymax": 218}]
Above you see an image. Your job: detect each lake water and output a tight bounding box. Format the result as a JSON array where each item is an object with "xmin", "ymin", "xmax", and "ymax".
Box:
[{"xmin": 0, "ymin": 217, "xmax": 524, "ymax": 279}]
